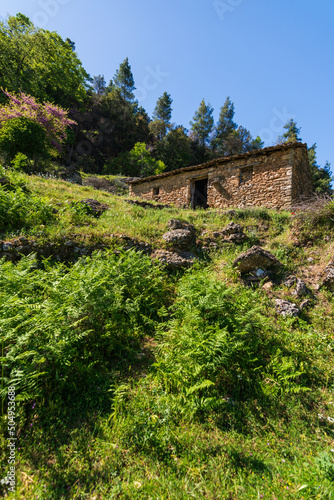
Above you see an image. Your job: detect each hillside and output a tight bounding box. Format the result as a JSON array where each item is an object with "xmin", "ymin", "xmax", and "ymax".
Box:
[{"xmin": 1, "ymin": 168, "xmax": 334, "ymax": 499}]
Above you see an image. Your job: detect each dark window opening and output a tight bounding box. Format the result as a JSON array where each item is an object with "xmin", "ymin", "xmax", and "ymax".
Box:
[
  {"xmin": 153, "ymin": 187, "xmax": 160, "ymax": 196},
  {"xmin": 191, "ymin": 178, "xmax": 208, "ymax": 209},
  {"xmin": 239, "ymin": 166, "xmax": 253, "ymax": 185}
]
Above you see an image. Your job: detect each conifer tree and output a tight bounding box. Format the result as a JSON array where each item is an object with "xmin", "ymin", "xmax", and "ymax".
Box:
[
  {"xmin": 113, "ymin": 57, "xmax": 136, "ymax": 102},
  {"xmin": 153, "ymin": 92, "xmax": 173, "ymax": 123},
  {"xmin": 190, "ymin": 99, "xmax": 214, "ymax": 148}
]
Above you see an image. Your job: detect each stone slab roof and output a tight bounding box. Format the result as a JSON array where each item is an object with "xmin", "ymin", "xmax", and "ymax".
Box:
[{"xmin": 128, "ymin": 142, "xmax": 307, "ymax": 185}]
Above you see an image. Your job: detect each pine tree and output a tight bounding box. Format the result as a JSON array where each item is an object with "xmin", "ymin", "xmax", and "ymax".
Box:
[
  {"xmin": 92, "ymin": 75, "xmax": 106, "ymax": 96},
  {"xmin": 113, "ymin": 57, "xmax": 136, "ymax": 102},
  {"xmin": 281, "ymin": 119, "xmax": 302, "ymax": 143},
  {"xmin": 153, "ymin": 92, "xmax": 173, "ymax": 123},
  {"xmin": 308, "ymin": 144, "xmax": 332, "ymax": 194},
  {"xmin": 190, "ymin": 99, "xmax": 214, "ymax": 149},
  {"xmin": 216, "ymin": 96, "xmax": 237, "ymax": 139}
]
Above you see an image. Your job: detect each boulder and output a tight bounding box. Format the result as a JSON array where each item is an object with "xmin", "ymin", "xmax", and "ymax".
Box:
[
  {"xmin": 222, "ymin": 222, "xmax": 243, "ymax": 235},
  {"xmin": 295, "ymin": 279, "xmax": 311, "ymax": 297},
  {"xmin": 227, "ymin": 232, "xmax": 248, "ymax": 243},
  {"xmin": 320, "ymin": 259, "xmax": 334, "ymax": 291},
  {"xmin": 167, "ymin": 219, "xmax": 195, "ymax": 233},
  {"xmin": 162, "ymin": 229, "xmax": 196, "ymax": 250},
  {"xmin": 151, "ymin": 250, "xmax": 195, "ymax": 270},
  {"xmin": 233, "ymin": 246, "xmax": 283, "ymax": 273},
  {"xmin": 275, "ymin": 299, "xmax": 300, "ymax": 317}
]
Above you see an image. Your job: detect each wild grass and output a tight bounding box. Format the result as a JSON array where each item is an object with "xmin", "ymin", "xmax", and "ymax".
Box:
[{"xmin": 1, "ymin": 170, "xmax": 334, "ymax": 499}]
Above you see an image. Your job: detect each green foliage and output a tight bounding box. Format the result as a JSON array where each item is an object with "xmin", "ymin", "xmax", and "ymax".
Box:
[
  {"xmin": 0, "ymin": 167, "xmax": 54, "ymax": 231},
  {"xmin": 0, "ymin": 117, "xmax": 48, "ymax": 164},
  {"xmin": 0, "ymin": 14, "xmax": 89, "ymax": 108},
  {"xmin": 152, "ymin": 91, "xmax": 173, "ymax": 125},
  {"xmin": 11, "ymin": 152, "xmax": 31, "ymax": 172},
  {"xmin": 113, "ymin": 57, "xmax": 136, "ymax": 102},
  {"xmin": 153, "ymin": 268, "xmax": 312, "ymax": 418},
  {"xmin": 0, "ymin": 249, "xmax": 169, "ymax": 405},
  {"xmin": 308, "ymin": 144, "xmax": 333, "ymax": 194},
  {"xmin": 104, "ymin": 142, "xmax": 165, "ymax": 177}
]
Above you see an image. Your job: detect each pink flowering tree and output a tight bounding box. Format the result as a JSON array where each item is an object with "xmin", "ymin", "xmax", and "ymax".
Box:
[{"xmin": 0, "ymin": 90, "xmax": 77, "ymax": 164}]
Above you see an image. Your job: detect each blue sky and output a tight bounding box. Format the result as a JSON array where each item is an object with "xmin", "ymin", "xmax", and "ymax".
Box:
[{"xmin": 1, "ymin": 0, "xmax": 333, "ymax": 168}]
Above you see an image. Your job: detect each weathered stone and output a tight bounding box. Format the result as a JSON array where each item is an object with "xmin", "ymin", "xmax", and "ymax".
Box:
[
  {"xmin": 294, "ymin": 279, "xmax": 311, "ymax": 297},
  {"xmin": 162, "ymin": 229, "xmax": 196, "ymax": 250},
  {"xmin": 275, "ymin": 299, "xmax": 300, "ymax": 317},
  {"xmin": 227, "ymin": 232, "xmax": 247, "ymax": 243},
  {"xmin": 283, "ymin": 275, "xmax": 297, "ymax": 287},
  {"xmin": 126, "ymin": 199, "xmax": 170, "ymax": 210},
  {"xmin": 150, "ymin": 250, "xmax": 195, "ymax": 270},
  {"xmin": 222, "ymin": 222, "xmax": 243, "ymax": 235},
  {"xmin": 3, "ymin": 242, "xmax": 13, "ymax": 251},
  {"xmin": 262, "ymin": 281, "xmax": 274, "ymax": 291},
  {"xmin": 233, "ymin": 246, "xmax": 283, "ymax": 273},
  {"xmin": 167, "ymin": 219, "xmax": 195, "ymax": 233},
  {"xmin": 321, "ymin": 268, "xmax": 334, "ymax": 291},
  {"xmin": 300, "ymin": 299, "xmax": 313, "ymax": 310}
]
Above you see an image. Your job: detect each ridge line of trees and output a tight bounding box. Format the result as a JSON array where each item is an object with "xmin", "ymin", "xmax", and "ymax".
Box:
[{"xmin": 0, "ymin": 13, "xmax": 332, "ymax": 193}]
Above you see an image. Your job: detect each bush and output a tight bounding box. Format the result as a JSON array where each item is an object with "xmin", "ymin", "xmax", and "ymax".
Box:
[
  {"xmin": 0, "ymin": 117, "xmax": 49, "ymax": 164},
  {"xmin": 0, "ymin": 169, "xmax": 54, "ymax": 231}
]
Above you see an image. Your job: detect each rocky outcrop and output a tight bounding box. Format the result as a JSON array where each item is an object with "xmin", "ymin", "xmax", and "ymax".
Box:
[
  {"xmin": 162, "ymin": 220, "xmax": 196, "ymax": 250},
  {"xmin": 275, "ymin": 299, "xmax": 300, "ymax": 317},
  {"xmin": 150, "ymin": 250, "xmax": 195, "ymax": 270},
  {"xmin": 126, "ymin": 199, "xmax": 171, "ymax": 210},
  {"xmin": 233, "ymin": 246, "xmax": 283, "ymax": 273},
  {"xmin": 320, "ymin": 259, "xmax": 334, "ymax": 291}
]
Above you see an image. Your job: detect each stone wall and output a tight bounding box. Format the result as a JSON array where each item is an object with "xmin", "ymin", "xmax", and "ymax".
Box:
[{"xmin": 129, "ymin": 143, "xmax": 312, "ymax": 210}]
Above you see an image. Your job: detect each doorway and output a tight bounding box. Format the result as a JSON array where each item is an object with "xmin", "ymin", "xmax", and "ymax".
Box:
[{"xmin": 191, "ymin": 178, "xmax": 208, "ymax": 209}]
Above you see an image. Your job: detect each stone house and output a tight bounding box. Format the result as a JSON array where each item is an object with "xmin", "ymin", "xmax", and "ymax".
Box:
[{"xmin": 128, "ymin": 142, "xmax": 313, "ymax": 210}]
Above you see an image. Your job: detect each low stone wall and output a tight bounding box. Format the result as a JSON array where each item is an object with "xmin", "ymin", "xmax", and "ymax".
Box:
[{"xmin": 129, "ymin": 143, "xmax": 312, "ymax": 210}]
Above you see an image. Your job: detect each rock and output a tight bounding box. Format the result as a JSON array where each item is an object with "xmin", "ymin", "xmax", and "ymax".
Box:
[
  {"xmin": 151, "ymin": 250, "xmax": 195, "ymax": 270},
  {"xmin": 3, "ymin": 242, "xmax": 13, "ymax": 251},
  {"xmin": 321, "ymin": 268, "xmax": 334, "ymax": 291},
  {"xmin": 79, "ymin": 199, "xmax": 110, "ymax": 217},
  {"xmin": 262, "ymin": 281, "xmax": 274, "ymax": 291},
  {"xmin": 319, "ymin": 259, "xmax": 334, "ymax": 291},
  {"xmin": 256, "ymin": 268, "xmax": 267, "ymax": 278},
  {"xmin": 167, "ymin": 219, "xmax": 195, "ymax": 233},
  {"xmin": 275, "ymin": 299, "xmax": 300, "ymax": 317},
  {"xmin": 126, "ymin": 199, "xmax": 170, "ymax": 210},
  {"xmin": 283, "ymin": 275, "xmax": 297, "ymax": 287},
  {"xmin": 233, "ymin": 246, "xmax": 283, "ymax": 273},
  {"xmin": 227, "ymin": 232, "xmax": 247, "ymax": 243},
  {"xmin": 222, "ymin": 222, "xmax": 243, "ymax": 235},
  {"xmin": 162, "ymin": 229, "xmax": 196, "ymax": 250},
  {"xmin": 295, "ymin": 279, "xmax": 311, "ymax": 297},
  {"xmin": 300, "ymin": 299, "xmax": 313, "ymax": 310}
]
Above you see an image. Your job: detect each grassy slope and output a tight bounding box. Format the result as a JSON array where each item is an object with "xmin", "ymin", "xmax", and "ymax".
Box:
[{"xmin": 1, "ymin": 172, "xmax": 334, "ymax": 500}]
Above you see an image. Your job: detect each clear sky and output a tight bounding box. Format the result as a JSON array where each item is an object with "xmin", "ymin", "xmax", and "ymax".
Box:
[{"xmin": 1, "ymin": 0, "xmax": 333, "ymax": 169}]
